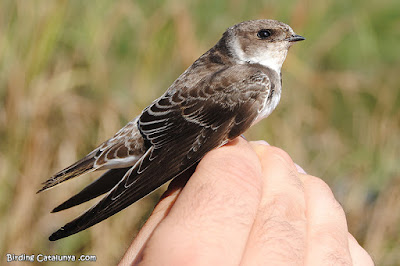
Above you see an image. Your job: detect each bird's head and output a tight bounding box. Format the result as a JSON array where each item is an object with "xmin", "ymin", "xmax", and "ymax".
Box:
[{"xmin": 224, "ymin": 19, "xmax": 304, "ymax": 73}]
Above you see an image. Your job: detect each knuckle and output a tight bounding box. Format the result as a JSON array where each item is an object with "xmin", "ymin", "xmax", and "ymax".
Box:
[
  {"xmin": 307, "ymin": 176, "xmax": 345, "ymax": 215},
  {"xmin": 324, "ymin": 252, "xmax": 352, "ymax": 266},
  {"xmin": 311, "ymin": 225, "xmax": 351, "ymax": 264},
  {"xmin": 307, "ymin": 176, "xmax": 331, "ymax": 193},
  {"xmin": 255, "ymin": 215, "xmax": 306, "ymax": 261},
  {"xmin": 264, "ymin": 193, "xmax": 306, "ymax": 221},
  {"xmin": 268, "ymin": 146, "xmax": 294, "ymax": 165},
  {"xmin": 203, "ymin": 147, "xmax": 263, "ymax": 195}
]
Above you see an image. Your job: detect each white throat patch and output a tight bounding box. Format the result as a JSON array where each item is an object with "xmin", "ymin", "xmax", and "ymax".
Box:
[{"xmin": 232, "ymin": 37, "xmax": 289, "ymax": 74}]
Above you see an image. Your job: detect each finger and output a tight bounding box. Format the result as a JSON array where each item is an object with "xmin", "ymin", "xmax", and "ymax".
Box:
[
  {"xmin": 242, "ymin": 143, "xmax": 307, "ymax": 265},
  {"xmin": 119, "ymin": 166, "xmax": 196, "ymax": 265},
  {"xmin": 118, "ymin": 183, "xmax": 181, "ymax": 265},
  {"xmin": 348, "ymin": 233, "xmax": 374, "ymax": 266},
  {"xmin": 300, "ymin": 174, "xmax": 353, "ymax": 265},
  {"xmin": 139, "ymin": 137, "xmax": 263, "ymax": 265},
  {"xmin": 251, "ymin": 140, "xmax": 307, "ymax": 174}
]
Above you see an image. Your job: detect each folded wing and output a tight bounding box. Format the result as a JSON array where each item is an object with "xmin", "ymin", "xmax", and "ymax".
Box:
[{"xmin": 49, "ymin": 64, "xmax": 271, "ymax": 240}]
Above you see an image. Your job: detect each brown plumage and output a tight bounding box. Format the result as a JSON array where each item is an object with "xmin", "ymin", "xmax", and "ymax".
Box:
[{"xmin": 38, "ymin": 19, "xmax": 304, "ymax": 241}]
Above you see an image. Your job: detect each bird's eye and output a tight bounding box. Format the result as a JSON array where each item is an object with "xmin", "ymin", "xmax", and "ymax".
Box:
[{"xmin": 257, "ymin": 29, "xmax": 271, "ymax": 39}]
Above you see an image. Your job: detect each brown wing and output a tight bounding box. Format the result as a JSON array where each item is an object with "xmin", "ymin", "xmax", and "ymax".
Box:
[{"xmin": 48, "ymin": 64, "xmax": 271, "ymax": 241}]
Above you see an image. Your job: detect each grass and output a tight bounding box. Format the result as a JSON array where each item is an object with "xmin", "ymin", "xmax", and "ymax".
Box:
[{"xmin": 1, "ymin": 0, "xmax": 399, "ymax": 264}]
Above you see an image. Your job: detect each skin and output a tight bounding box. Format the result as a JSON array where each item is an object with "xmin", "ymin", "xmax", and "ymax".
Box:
[{"xmin": 119, "ymin": 138, "xmax": 374, "ymax": 266}]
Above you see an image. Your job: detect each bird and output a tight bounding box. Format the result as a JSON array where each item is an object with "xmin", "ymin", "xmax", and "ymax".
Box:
[{"xmin": 38, "ymin": 19, "xmax": 304, "ymax": 241}]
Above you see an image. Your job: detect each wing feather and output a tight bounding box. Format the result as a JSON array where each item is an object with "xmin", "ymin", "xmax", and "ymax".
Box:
[
  {"xmin": 48, "ymin": 64, "xmax": 272, "ymax": 240},
  {"xmin": 51, "ymin": 168, "xmax": 130, "ymax": 212}
]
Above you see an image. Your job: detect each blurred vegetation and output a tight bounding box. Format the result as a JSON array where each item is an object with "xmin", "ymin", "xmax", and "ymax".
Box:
[{"xmin": 0, "ymin": 0, "xmax": 399, "ymax": 265}]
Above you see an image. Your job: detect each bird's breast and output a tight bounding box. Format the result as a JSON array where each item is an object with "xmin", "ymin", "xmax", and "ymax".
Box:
[{"xmin": 252, "ymin": 83, "xmax": 282, "ymax": 126}]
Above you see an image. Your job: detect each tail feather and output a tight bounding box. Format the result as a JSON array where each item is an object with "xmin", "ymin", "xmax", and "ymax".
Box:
[
  {"xmin": 37, "ymin": 154, "xmax": 97, "ymax": 193},
  {"xmin": 52, "ymin": 167, "xmax": 130, "ymax": 212}
]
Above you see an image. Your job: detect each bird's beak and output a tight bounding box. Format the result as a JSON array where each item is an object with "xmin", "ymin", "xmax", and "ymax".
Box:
[{"xmin": 286, "ymin": 34, "xmax": 305, "ymax": 42}]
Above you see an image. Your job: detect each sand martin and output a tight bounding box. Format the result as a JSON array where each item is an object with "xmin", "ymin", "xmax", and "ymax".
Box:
[{"xmin": 38, "ymin": 19, "xmax": 304, "ymax": 241}]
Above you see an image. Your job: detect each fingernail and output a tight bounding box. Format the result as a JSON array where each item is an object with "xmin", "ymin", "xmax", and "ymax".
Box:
[
  {"xmin": 295, "ymin": 163, "xmax": 307, "ymax": 174},
  {"xmin": 253, "ymin": 140, "xmax": 270, "ymax": 146}
]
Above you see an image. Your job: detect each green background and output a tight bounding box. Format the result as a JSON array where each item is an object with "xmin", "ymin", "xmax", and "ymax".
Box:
[{"xmin": 1, "ymin": 0, "xmax": 399, "ymax": 264}]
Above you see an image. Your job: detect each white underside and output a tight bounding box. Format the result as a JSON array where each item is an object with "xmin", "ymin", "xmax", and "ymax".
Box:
[
  {"xmin": 231, "ymin": 39, "xmax": 285, "ymax": 126},
  {"xmin": 252, "ymin": 89, "xmax": 281, "ymax": 126}
]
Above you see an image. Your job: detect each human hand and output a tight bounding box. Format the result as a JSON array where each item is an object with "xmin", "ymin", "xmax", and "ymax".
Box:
[{"xmin": 119, "ymin": 138, "xmax": 373, "ymax": 266}]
